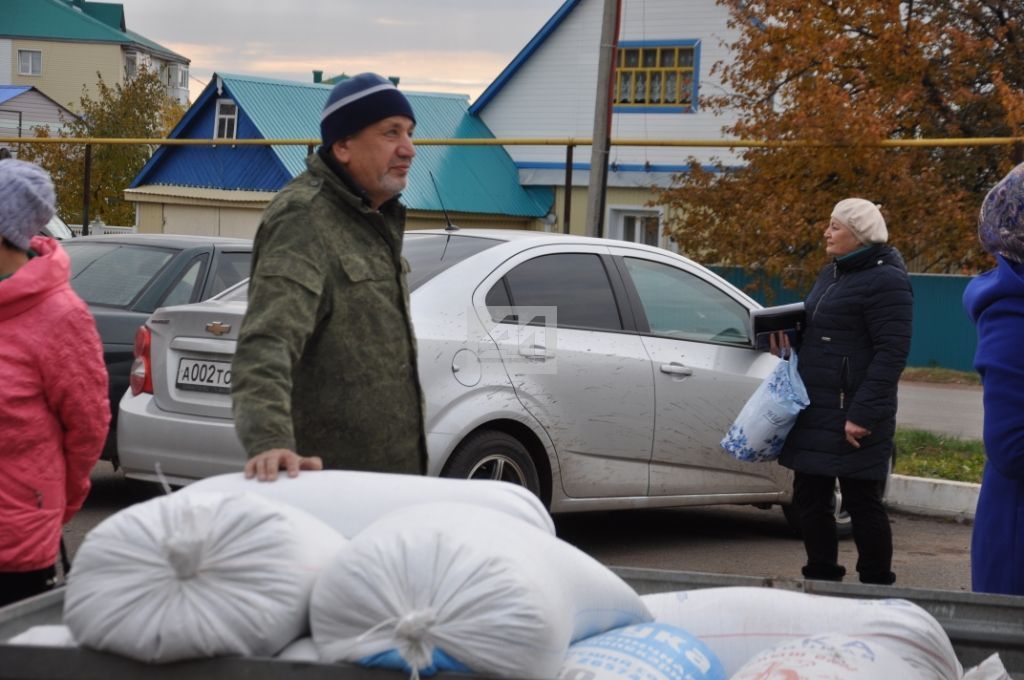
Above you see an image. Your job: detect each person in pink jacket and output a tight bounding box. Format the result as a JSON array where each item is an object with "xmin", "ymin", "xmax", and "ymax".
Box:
[{"xmin": 0, "ymin": 160, "xmax": 109, "ymax": 606}]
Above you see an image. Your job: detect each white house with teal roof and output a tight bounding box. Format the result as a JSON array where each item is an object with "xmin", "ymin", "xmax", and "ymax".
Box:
[
  {"xmin": 471, "ymin": 0, "xmax": 742, "ymax": 248},
  {"xmin": 126, "ymin": 73, "xmax": 553, "ymax": 236},
  {"xmin": 1, "ymin": 0, "xmax": 189, "ymax": 111}
]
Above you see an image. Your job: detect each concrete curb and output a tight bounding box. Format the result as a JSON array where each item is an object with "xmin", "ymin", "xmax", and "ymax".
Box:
[{"xmin": 885, "ymin": 473, "xmax": 979, "ymax": 521}]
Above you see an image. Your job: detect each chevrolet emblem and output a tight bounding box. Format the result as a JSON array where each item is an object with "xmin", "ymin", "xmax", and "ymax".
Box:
[{"xmin": 205, "ymin": 321, "xmax": 232, "ymax": 336}]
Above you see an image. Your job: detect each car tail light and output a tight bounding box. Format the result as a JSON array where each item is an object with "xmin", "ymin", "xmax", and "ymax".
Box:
[{"xmin": 129, "ymin": 325, "xmax": 153, "ymax": 396}]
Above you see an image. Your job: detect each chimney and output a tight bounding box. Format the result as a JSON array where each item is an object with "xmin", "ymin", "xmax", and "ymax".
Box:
[{"xmin": 312, "ymin": 70, "xmax": 323, "ymax": 84}]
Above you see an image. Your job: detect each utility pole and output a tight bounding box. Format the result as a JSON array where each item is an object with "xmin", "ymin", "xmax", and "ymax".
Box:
[{"xmin": 584, "ymin": 0, "xmax": 622, "ymax": 239}]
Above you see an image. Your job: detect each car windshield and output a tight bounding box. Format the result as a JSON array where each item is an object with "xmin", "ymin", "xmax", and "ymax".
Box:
[
  {"xmin": 215, "ymin": 233, "xmax": 502, "ymax": 301},
  {"xmin": 64, "ymin": 242, "xmax": 175, "ymax": 307}
]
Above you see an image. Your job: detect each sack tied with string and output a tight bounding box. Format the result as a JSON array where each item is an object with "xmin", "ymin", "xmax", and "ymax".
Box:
[
  {"xmin": 309, "ymin": 502, "xmax": 652, "ymax": 679},
  {"xmin": 63, "ymin": 491, "xmax": 347, "ymax": 663},
  {"xmin": 721, "ymin": 351, "xmax": 809, "ymax": 462}
]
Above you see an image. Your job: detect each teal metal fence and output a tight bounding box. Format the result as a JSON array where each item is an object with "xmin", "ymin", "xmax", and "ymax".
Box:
[{"xmin": 711, "ymin": 267, "xmax": 979, "ymax": 372}]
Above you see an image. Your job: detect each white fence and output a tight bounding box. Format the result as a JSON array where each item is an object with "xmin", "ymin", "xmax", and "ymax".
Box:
[{"xmin": 68, "ymin": 224, "xmax": 136, "ymax": 237}]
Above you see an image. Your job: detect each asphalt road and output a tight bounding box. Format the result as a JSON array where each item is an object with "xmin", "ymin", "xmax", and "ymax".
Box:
[
  {"xmin": 897, "ymin": 381, "xmax": 983, "ymax": 440},
  {"xmin": 66, "ymin": 461, "xmax": 973, "ymax": 592}
]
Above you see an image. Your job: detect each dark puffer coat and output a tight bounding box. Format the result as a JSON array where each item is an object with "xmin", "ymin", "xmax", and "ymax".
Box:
[{"xmin": 779, "ymin": 244, "xmax": 913, "ymax": 480}]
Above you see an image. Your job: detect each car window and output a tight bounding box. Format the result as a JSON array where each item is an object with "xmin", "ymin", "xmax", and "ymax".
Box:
[
  {"xmin": 65, "ymin": 243, "xmax": 176, "ymax": 308},
  {"xmin": 209, "ymin": 251, "xmax": 252, "ymax": 297},
  {"xmin": 484, "ymin": 279, "xmax": 514, "ymax": 322},
  {"xmin": 403, "ymin": 233, "xmax": 501, "ymax": 291},
  {"xmin": 160, "ymin": 256, "xmax": 207, "ymax": 307},
  {"xmin": 624, "ymin": 257, "xmax": 750, "ymax": 344},
  {"xmin": 500, "ymin": 253, "xmax": 623, "ymax": 331},
  {"xmin": 195, "ymin": 235, "xmax": 500, "ymax": 304},
  {"xmin": 216, "ymin": 279, "xmax": 250, "ymax": 302}
]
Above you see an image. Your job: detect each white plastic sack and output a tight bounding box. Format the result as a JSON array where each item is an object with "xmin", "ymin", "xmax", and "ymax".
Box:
[
  {"xmin": 731, "ymin": 633, "xmax": 921, "ymax": 679},
  {"xmin": 181, "ymin": 469, "xmax": 554, "ymax": 536},
  {"xmin": 64, "ymin": 491, "xmax": 347, "ymax": 663},
  {"xmin": 963, "ymin": 653, "xmax": 1013, "ymax": 680},
  {"xmin": 6, "ymin": 625, "xmax": 77, "ymax": 647},
  {"xmin": 275, "ymin": 637, "xmax": 319, "ymax": 662},
  {"xmin": 310, "ymin": 502, "xmax": 651, "ymax": 679},
  {"xmin": 643, "ymin": 587, "xmax": 961, "ymax": 679},
  {"xmin": 560, "ymin": 623, "xmax": 726, "ymax": 680},
  {"xmin": 721, "ymin": 352, "xmax": 809, "ymax": 462}
]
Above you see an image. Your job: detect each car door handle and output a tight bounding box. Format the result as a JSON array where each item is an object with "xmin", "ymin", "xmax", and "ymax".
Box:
[
  {"xmin": 660, "ymin": 363, "xmax": 693, "ymax": 376},
  {"xmin": 519, "ymin": 344, "xmax": 548, "ymax": 361}
]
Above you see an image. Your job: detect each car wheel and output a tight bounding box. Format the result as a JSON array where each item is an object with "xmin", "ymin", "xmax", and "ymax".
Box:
[{"xmin": 442, "ymin": 430, "xmax": 541, "ymax": 498}]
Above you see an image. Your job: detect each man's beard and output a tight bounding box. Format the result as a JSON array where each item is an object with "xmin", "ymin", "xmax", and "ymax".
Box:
[{"xmin": 379, "ymin": 172, "xmax": 408, "ymax": 200}]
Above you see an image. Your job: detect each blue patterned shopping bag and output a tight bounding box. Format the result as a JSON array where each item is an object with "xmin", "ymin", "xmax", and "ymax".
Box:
[{"xmin": 721, "ymin": 352, "xmax": 810, "ymax": 462}]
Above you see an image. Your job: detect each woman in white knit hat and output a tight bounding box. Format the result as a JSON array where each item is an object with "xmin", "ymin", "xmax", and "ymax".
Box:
[
  {"xmin": 771, "ymin": 198, "xmax": 913, "ymax": 585},
  {"xmin": 0, "ymin": 159, "xmax": 109, "ymax": 606}
]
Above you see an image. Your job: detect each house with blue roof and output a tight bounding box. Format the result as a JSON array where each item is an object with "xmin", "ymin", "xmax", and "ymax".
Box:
[
  {"xmin": 471, "ymin": 0, "xmax": 742, "ymax": 248},
  {"xmin": 1, "ymin": 0, "xmax": 189, "ymax": 111},
  {"xmin": 126, "ymin": 72, "xmax": 553, "ymax": 236},
  {"xmin": 0, "ymin": 85, "xmax": 76, "ymax": 155}
]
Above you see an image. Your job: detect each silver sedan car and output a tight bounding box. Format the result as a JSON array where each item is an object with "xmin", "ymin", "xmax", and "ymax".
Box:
[{"xmin": 118, "ymin": 229, "xmax": 806, "ymax": 526}]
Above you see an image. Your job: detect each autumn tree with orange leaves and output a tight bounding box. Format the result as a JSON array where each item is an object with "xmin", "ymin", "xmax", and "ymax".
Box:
[
  {"xmin": 19, "ymin": 69, "xmax": 185, "ymax": 228},
  {"xmin": 657, "ymin": 0, "xmax": 1024, "ymax": 290}
]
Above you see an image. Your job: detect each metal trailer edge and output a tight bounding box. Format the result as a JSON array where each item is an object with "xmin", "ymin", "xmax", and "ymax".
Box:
[{"xmin": 1, "ymin": 567, "xmax": 1021, "ymax": 679}]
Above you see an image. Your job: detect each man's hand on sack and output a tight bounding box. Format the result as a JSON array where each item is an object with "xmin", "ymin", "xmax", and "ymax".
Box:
[{"xmin": 245, "ymin": 448, "xmax": 324, "ymax": 481}]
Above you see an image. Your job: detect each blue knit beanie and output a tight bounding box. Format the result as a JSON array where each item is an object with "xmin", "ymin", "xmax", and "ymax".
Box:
[
  {"xmin": 0, "ymin": 159, "xmax": 55, "ymax": 251},
  {"xmin": 320, "ymin": 73, "xmax": 416, "ymax": 149},
  {"xmin": 979, "ymin": 162, "xmax": 1024, "ymax": 263}
]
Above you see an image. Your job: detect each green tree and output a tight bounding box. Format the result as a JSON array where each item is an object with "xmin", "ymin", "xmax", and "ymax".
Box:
[
  {"xmin": 656, "ymin": 0, "xmax": 1024, "ymax": 292},
  {"xmin": 20, "ymin": 69, "xmax": 185, "ymax": 228}
]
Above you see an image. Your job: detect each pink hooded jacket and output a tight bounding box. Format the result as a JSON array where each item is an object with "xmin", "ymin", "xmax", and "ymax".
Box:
[{"xmin": 0, "ymin": 236, "xmax": 109, "ymax": 571}]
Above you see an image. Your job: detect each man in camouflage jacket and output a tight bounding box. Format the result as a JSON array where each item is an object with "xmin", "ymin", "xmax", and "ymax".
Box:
[{"xmin": 231, "ymin": 73, "xmax": 427, "ymax": 480}]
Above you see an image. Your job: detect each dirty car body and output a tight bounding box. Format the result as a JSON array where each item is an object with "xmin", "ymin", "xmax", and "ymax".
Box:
[{"xmin": 118, "ymin": 230, "xmax": 795, "ymax": 515}]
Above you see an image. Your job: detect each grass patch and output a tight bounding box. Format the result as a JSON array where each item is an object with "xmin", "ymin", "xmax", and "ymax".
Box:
[
  {"xmin": 902, "ymin": 366, "xmax": 980, "ymax": 386},
  {"xmin": 894, "ymin": 429, "xmax": 985, "ymax": 484}
]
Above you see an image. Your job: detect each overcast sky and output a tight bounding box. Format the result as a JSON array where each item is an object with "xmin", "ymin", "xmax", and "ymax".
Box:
[{"xmin": 120, "ymin": 0, "xmax": 566, "ymax": 103}]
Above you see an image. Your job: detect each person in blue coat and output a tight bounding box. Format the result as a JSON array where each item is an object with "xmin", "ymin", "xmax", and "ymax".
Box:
[{"xmin": 963, "ymin": 162, "xmax": 1024, "ymax": 596}]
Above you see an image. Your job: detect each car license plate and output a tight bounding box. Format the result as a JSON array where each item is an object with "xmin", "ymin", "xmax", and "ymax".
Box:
[{"xmin": 176, "ymin": 358, "xmax": 231, "ymax": 394}]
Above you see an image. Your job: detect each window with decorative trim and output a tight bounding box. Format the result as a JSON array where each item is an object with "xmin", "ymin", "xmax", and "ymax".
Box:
[
  {"xmin": 214, "ymin": 99, "xmax": 237, "ymax": 139},
  {"xmin": 614, "ymin": 42, "xmax": 697, "ymax": 111},
  {"xmin": 18, "ymin": 50, "xmax": 42, "ymax": 76},
  {"xmin": 178, "ymin": 66, "xmax": 189, "ymax": 88}
]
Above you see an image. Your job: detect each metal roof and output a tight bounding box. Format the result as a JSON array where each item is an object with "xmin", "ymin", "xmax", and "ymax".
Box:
[
  {"xmin": 0, "ymin": 86, "xmax": 31, "ymax": 106},
  {"xmin": 133, "ymin": 73, "xmax": 552, "ymax": 218},
  {"xmin": 0, "ymin": 0, "xmax": 186, "ymax": 62}
]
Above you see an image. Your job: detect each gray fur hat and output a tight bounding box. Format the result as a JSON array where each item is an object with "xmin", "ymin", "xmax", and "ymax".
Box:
[{"xmin": 0, "ymin": 159, "xmax": 56, "ymax": 250}]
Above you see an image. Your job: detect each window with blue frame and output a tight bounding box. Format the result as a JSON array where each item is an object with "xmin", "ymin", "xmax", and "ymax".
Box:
[{"xmin": 614, "ymin": 42, "xmax": 698, "ymax": 113}]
